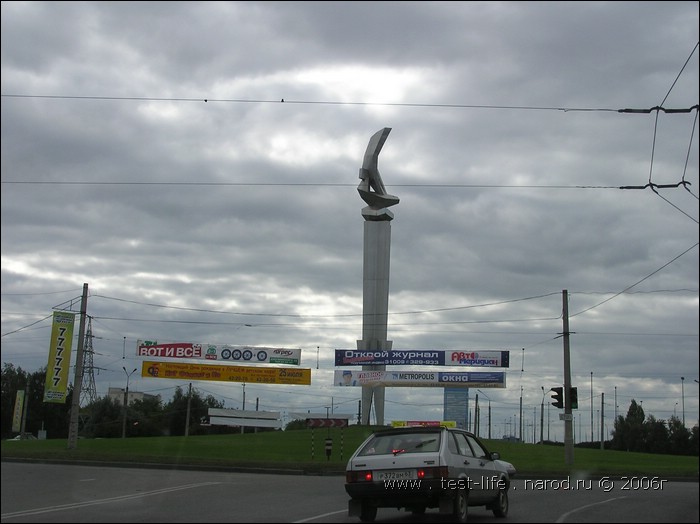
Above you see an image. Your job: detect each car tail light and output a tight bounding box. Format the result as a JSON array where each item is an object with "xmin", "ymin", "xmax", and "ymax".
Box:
[
  {"xmin": 346, "ymin": 470, "xmax": 373, "ymax": 483},
  {"xmin": 416, "ymin": 466, "xmax": 449, "ymax": 479},
  {"xmin": 347, "ymin": 466, "xmax": 447, "ymax": 483}
]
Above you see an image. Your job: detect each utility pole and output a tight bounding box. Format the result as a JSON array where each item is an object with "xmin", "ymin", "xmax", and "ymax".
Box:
[
  {"xmin": 590, "ymin": 371, "xmax": 594, "ymax": 443},
  {"xmin": 562, "ymin": 290, "xmax": 574, "ymax": 465},
  {"xmin": 540, "ymin": 386, "xmax": 545, "ymax": 444},
  {"xmin": 487, "ymin": 398, "xmax": 491, "ymax": 439},
  {"xmin": 518, "ymin": 386, "xmax": 523, "ymax": 442},
  {"xmin": 241, "ymin": 383, "xmax": 246, "ymax": 434},
  {"xmin": 600, "ymin": 392, "xmax": 605, "ymax": 450},
  {"xmin": 185, "ymin": 383, "xmax": 192, "ymax": 437},
  {"xmin": 477, "ymin": 389, "xmax": 492, "ymax": 439},
  {"xmin": 67, "ymin": 283, "xmax": 88, "ymax": 450},
  {"xmin": 681, "ymin": 376, "xmax": 685, "ymax": 426}
]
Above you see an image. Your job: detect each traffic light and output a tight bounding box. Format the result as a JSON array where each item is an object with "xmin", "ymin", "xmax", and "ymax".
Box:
[
  {"xmin": 550, "ymin": 387, "xmax": 563, "ymax": 409},
  {"xmin": 569, "ymin": 387, "xmax": 578, "ymax": 410}
]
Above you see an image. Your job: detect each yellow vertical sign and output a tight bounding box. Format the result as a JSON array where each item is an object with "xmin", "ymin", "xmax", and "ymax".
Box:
[
  {"xmin": 43, "ymin": 311, "xmax": 76, "ymax": 403},
  {"xmin": 12, "ymin": 390, "xmax": 25, "ymax": 432}
]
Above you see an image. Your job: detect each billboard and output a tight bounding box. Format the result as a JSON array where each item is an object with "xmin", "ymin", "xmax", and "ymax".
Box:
[
  {"xmin": 334, "ymin": 370, "xmax": 506, "ymax": 388},
  {"xmin": 12, "ymin": 390, "xmax": 25, "ymax": 432},
  {"xmin": 142, "ymin": 361, "xmax": 311, "ymax": 385},
  {"xmin": 391, "ymin": 420, "xmax": 457, "ymax": 428},
  {"xmin": 207, "ymin": 408, "xmax": 283, "ymax": 429},
  {"xmin": 43, "ymin": 311, "xmax": 76, "ymax": 403},
  {"xmin": 335, "ymin": 349, "xmax": 509, "ymax": 367},
  {"xmin": 137, "ymin": 340, "xmax": 301, "ymax": 365}
]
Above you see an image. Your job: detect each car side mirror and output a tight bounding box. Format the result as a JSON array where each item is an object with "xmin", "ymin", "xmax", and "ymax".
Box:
[{"xmin": 490, "ymin": 451, "xmax": 500, "ymax": 460}]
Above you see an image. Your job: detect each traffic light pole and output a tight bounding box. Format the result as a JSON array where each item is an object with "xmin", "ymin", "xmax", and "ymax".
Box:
[{"xmin": 562, "ymin": 290, "xmax": 574, "ymax": 465}]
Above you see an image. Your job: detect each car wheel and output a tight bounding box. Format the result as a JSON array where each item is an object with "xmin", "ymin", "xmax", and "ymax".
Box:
[
  {"xmin": 453, "ymin": 489, "xmax": 468, "ymax": 523},
  {"xmin": 492, "ymin": 488, "xmax": 509, "ymax": 518},
  {"xmin": 359, "ymin": 502, "xmax": 377, "ymax": 523}
]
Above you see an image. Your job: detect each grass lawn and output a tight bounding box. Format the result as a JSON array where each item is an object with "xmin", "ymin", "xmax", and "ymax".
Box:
[{"xmin": 2, "ymin": 426, "xmax": 698, "ymax": 478}]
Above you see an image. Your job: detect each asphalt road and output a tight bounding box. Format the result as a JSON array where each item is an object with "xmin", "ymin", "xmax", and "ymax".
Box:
[{"xmin": 1, "ymin": 462, "xmax": 697, "ymax": 523}]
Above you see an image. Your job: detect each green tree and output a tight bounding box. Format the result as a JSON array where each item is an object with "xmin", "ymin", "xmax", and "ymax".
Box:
[
  {"xmin": 128, "ymin": 396, "xmax": 165, "ymax": 437},
  {"xmin": 1, "ymin": 364, "xmax": 73, "ymax": 439},
  {"xmin": 611, "ymin": 399, "xmax": 645, "ymax": 452},
  {"xmin": 611, "ymin": 414, "xmax": 627, "ymax": 451},
  {"xmin": 164, "ymin": 386, "xmax": 224, "ymax": 436},
  {"xmin": 643, "ymin": 415, "xmax": 669, "ymax": 454},
  {"xmin": 611, "ymin": 400, "xmax": 698, "ymax": 456},
  {"xmin": 689, "ymin": 425, "xmax": 699, "ymax": 455},
  {"xmin": 285, "ymin": 419, "xmax": 308, "ymax": 430},
  {"xmin": 626, "ymin": 399, "xmax": 646, "ymax": 452},
  {"xmin": 29, "ymin": 369, "xmax": 73, "ymax": 439},
  {"xmin": 1, "ymin": 363, "xmax": 28, "ymax": 439},
  {"xmin": 667, "ymin": 415, "xmax": 692, "ymax": 455},
  {"xmin": 84, "ymin": 396, "xmax": 123, "ymax": 438}
]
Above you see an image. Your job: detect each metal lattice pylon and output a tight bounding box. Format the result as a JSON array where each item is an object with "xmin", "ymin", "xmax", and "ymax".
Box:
[{"xmin": 79, "ymin": 316, "xmax": 98, "ymax": 406}]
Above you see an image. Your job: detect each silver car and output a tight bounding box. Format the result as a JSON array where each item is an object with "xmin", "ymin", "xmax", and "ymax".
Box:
[{"xmin": 345, "ymin": 426, "xmax": 512, "ymax": 522}]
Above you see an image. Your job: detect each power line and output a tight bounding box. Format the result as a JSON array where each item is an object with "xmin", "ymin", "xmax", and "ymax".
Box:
[
  {"xmin": 89, "ymin": 291, "xmax": 561, "ymax": 318},
  {"xmin": 1, "ymin": 93, "xmax": 696, "ymax": 115},
  {"xmin": 657, "ymin": 41, "xmax": 699, "ymax": 108},
  {"xmin": 2, "ymin": 179, "xmax": 693, "ymax": 191},
  {"xmin": 0, "ymin": 180, "xmax": 627, "ymax": 189},
  {"xmin": 571, "ymin": 242, "xmax": 699, "ymax": 317},
  {"xmin": 3, "ymin": 283, "xmax": 696, "ymax": 337}
]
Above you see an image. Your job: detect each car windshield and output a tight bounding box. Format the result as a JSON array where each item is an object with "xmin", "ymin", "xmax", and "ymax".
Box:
[{"xmin": 358, "ymin": 432, "xmax": 441, "ymax": 456}]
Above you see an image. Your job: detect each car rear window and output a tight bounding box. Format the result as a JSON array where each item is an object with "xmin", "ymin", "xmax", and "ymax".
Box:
[{"xmin": 358, "ymin": 432, "xmax": 441, "ymax": 456}]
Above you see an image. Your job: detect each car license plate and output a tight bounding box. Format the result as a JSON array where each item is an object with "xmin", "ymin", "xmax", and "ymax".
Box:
[{"xmin": 375, "ymin": 469, "xmax": 417, "ymax": 480}]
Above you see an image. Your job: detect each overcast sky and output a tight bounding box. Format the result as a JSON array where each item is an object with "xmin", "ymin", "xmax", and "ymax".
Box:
[{"xmin": 2, "ymin": 1, "xmax": 698, "ymax": 442}]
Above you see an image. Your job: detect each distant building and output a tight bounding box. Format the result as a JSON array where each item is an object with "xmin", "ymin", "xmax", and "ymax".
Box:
[
  {"xmin": 107, "ymin": 387, "xmax": 159, "ymax": 406},
  {"xmin": 443, "ymin": 387, "xmax": 470, "ymax": 430}
]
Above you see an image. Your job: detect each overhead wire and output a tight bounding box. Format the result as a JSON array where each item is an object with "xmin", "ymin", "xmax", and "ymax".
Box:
[
  {"xmin": 1, "ymin": 45, "xmax": 697, "ymax": 415},
  {"xmin": 1, "ymin": 92, "xmax": 696, "ymax": 114},
  {"xmin": 630, "ymin": 42, "xmax": 700, "ymax": 222}
]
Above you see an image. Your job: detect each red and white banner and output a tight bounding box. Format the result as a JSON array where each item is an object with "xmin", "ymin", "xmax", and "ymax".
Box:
[{"xmin": 137, "ymin": 340, "xmax": 301, "ymax": 365}]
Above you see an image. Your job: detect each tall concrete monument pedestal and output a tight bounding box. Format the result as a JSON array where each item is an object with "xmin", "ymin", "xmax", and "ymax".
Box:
[{"xmin": 356, "ymin": 128, "xmax": 399, "ymax": 426}]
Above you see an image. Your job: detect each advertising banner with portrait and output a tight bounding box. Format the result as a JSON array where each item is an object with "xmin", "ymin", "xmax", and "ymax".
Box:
[{"xmin": 335, "ymin": 349, "xmax": 509, "ymax": 367}]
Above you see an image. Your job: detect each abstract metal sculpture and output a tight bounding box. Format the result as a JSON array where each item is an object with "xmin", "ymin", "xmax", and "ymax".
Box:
[
  {"xmin": 356, "ymin": 128, "xmax": 399, "ymax": 425},
  {"xmin": 357, "ymin": 127, "xmax": 400, "ymax": 211}
]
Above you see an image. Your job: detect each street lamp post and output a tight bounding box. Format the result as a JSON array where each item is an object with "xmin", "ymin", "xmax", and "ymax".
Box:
[
  {"xmin": 681, "ymin": 377, "xmax": 685, "ymax": 426},
  {"xmin": 519, "ymin": 386, "xmax": 523, "ymax": 442},
  {"xmin": 540, "ymin": 386, "xmax": 545, "ymax": 444},
  {"xmin": 590, "ymin": 372, "xmax": 594, "ymax": 443},
  {"xmin": 477, "ymin": 389, "xmax": 491, "ymax": 439},
  {"xmin": 121, "ymin": 367, "xmax": 137, "ymax": 439}
]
